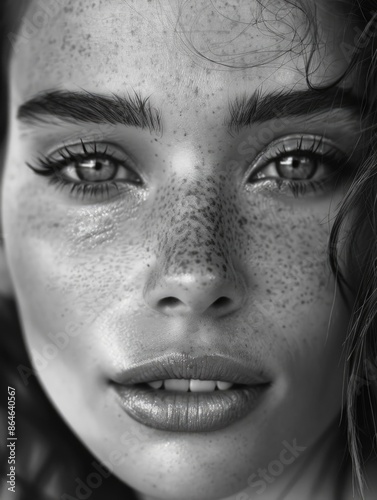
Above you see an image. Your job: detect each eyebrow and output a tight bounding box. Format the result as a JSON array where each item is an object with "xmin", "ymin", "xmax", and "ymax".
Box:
[
  {"xmin": 18, "ymin": 87, "xmax": 360, "ymax": 135},
  {"xmin": 227, "ymin": 87, "xmax": 361, "ymax": 133},
  {"xmin": 18, "ymin": 89, "xmax": 163, "ymax": 134}
]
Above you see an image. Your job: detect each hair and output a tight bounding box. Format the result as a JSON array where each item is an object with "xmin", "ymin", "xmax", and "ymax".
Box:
[
  {"xmin": 325, "ymin": 2, "xmax": 377, "ymax": 494},
  {"xmin": 1, "ymin": 0, "xmax": 377, "ymax": 498}
]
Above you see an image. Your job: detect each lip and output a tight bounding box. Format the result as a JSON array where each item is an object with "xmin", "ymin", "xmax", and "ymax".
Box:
[{"xmin": 111, "ymin": 353, "xmax": 270, "ymax": 432}]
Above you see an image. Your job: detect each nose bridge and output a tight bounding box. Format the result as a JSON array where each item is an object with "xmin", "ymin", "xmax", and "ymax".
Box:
[{"xmin": 157, "ymin": 175, "xmax": 233, "ymax": 278}]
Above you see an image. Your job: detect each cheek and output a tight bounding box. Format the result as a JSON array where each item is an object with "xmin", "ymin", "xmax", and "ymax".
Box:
[
  {"xmin": 237, "ymin": 198, "xmax": 332, "ymax": 316},
  {"xmin": 232, "ymin": 195, "xmax": 348, "ymax": 388}
]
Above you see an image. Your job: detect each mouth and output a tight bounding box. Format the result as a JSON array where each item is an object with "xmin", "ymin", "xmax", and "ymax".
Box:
[{"xmin": 111, "ymin": 353, "xmax": 270, "ymax": 432}]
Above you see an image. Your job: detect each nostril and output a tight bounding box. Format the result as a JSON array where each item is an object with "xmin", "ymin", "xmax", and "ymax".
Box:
[
  {"xmin": 158, "ymin": 296, "xmax": 232, "ymax": 311},
  {"xmin": 212, "ymin": 296, "xmax": 232, "ymax": 309},
  {"xmin": 158, "ymin": 297, "xmax": 182, "ymax": 309}
]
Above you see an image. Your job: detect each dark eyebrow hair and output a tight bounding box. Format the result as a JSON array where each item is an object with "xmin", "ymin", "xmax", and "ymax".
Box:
[
  {"xmin": 18, "ymin": 89, "xmax": 163, "ymax": 134},
  {"xmin": 18, "ymin": 87, "xmax": 360, "ymax": 136},
  {"xmin": 227, "ymin": 87, "xmax": 361, "ymax": 133}
]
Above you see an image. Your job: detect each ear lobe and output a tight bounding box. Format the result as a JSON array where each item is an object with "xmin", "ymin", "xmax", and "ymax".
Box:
[{"xmin": 0, "ymin": 242, "xmax": 15, "ymax": 298}]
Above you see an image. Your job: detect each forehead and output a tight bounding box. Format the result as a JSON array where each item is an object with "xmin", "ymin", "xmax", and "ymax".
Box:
[{"xmin": 10, "ymin": 0, "xmax": 353, "ymax": 108}]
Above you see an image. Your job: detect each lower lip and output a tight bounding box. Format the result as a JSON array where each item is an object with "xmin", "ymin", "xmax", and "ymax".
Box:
[{"xmin": 113, "ymin": 383, "xmax": 268, "ymax": 432}]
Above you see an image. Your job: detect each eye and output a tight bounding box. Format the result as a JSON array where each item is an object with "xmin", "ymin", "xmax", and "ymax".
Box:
[
  {"xmin": 27, "ymin": 141, "xmax": 143, "ymax": 201},
  {"xmin": 61, "ymin": 155, "xmax": 139, "ymax": 183},
  {"xmin": 245, "ymin": 135, "xmax": 350, "ymax": 197}
]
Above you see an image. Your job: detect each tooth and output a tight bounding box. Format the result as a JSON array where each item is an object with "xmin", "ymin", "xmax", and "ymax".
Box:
[
  {"xmin": 164, "ymin": 379, "xmax": 190, "ymax": 392},
  {"xmin": 217, "ymin": 381, "xmax": 233, "ymax": 391},
  {"xmin": 147, "ymin": 380, "xmax": 163, "ymax": 389},
  {"xmin": 190, "ymin": 380, "xmax": 217, "ymax": 392}
]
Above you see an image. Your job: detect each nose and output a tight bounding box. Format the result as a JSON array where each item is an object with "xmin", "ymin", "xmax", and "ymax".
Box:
[
  {"xmin": 144, "ymin": 269, "xmax": 246, "ymax": 317},
  {"xmin": 143, "ymin": 178, "xmax": 247, "ymax": 318}
]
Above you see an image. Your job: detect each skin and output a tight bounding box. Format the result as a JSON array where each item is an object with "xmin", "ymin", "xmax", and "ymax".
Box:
[{"xmin": 1, "ymin": 0, "xmax": 370, "ymax": 498}]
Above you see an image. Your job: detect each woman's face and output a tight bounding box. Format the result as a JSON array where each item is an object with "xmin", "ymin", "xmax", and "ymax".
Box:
[{"xmin": 2, "ymin": 0, "xmax": 364, "ymax": 498}]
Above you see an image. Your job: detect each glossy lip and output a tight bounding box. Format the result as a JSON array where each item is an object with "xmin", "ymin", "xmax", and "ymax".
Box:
[
  {"xmin": 112, "ymin": 353, "xmax": 269, "ymax": 386},
  {"xmin": 111, "ymin": 353, "xmax": 270, "ymax": 432}
]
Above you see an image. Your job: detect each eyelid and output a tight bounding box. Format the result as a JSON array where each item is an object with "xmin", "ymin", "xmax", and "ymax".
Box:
[{"xmin": 243, "ymin": 134, "xmax": 347, "ymax": 183}]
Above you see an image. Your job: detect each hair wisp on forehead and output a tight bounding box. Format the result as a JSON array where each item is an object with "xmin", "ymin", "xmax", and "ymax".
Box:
[{"xmin": 156, "ymin": 0, "xmax": 319, "ymax": 70}]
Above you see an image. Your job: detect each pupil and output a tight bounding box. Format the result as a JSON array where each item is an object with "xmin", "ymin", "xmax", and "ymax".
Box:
[{"xmin": 291, "ymin": 157, "xmax": 301, "ymax": 169}]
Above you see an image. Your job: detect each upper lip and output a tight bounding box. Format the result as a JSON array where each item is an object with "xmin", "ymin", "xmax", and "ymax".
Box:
[{"xmin": 112, "ymin": 353, "xmax": 270, "ymax": 387}]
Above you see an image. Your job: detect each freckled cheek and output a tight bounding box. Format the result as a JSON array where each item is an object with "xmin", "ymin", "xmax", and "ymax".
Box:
[
  {"xmin": 237, "ymin": 203, "xmax": 342, "ymax": 350},
  {"xmin": 2, "ymin": 179, "xmax": 152, "ymax": 319},
  {"xmin": 245, "ymin": 223, "xmax": 347, "ymax": 411},
  {"xmin": 240, "ymin": 206, "xmax": 330, "ymax": 291},
  {"xmin": 2, "ymin": 198, "xmax": 154, "ymax": 379}
]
